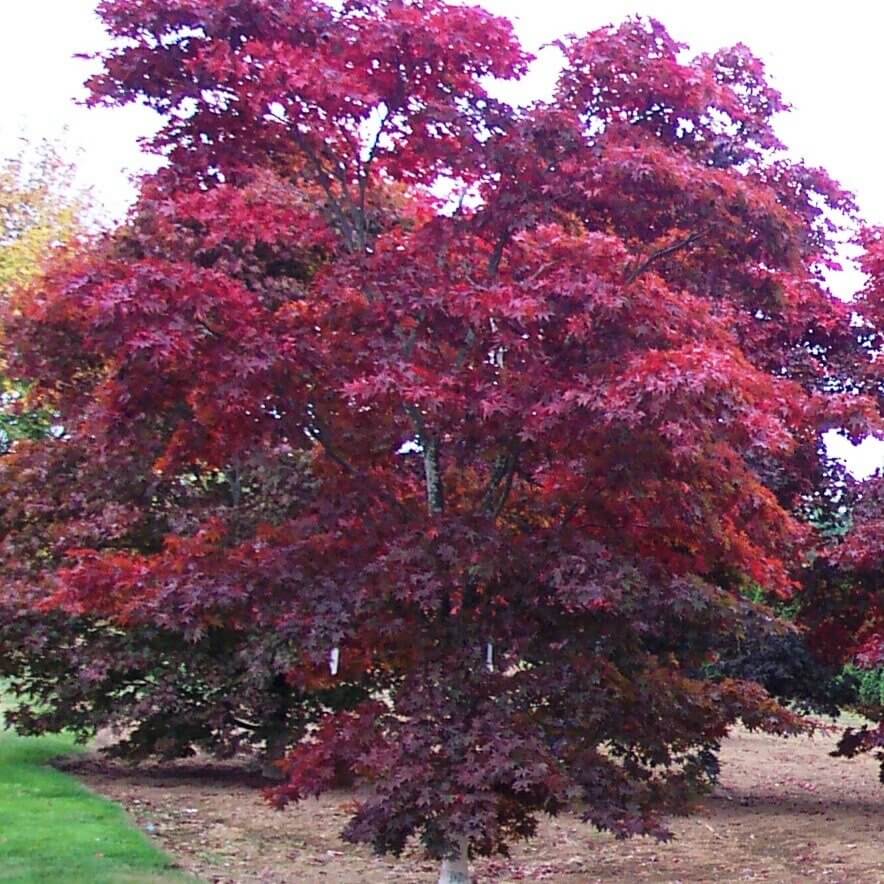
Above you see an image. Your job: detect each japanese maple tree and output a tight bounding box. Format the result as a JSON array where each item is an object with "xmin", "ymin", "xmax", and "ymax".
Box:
[{"xmin": 2, "ymin": 2, "xmax": 882, "ymax": 882}]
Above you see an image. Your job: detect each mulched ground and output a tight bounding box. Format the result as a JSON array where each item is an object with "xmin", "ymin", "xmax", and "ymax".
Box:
[{"xmin": 58, "ymin": 724, "xmax": 883, "ymax": 883}]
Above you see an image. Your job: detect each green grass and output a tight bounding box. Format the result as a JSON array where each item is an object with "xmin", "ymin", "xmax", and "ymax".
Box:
[{"xmin": 0, "ymin": 724, "xmax": 190, "ymax": 883}]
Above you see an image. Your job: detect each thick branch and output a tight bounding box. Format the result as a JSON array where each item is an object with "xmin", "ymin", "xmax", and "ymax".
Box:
[
  {"xmin": 557, "ymin": 477, "xmax": 593, "ymax": 531},
  {"xmin": 492, "ymin": 457, "xmax": 517, "ymax": 520},
  {"xmin": 624, "ymin": 229, "xmax": 707, "ymax": 285},
  {"xmin": 422, "ymin": 436, "xmax": 445, "ymax": 516},
  {"xmin": 287, "ymin": 127, "xmax": 359, "ymax": 252},
  {"xmin": 516, "ymin": 260, "xmax": 557, "ymax": 286},
  {"xmin": 308, "ymin": 407, "xmax": 357, "ymax": 475},
  {"xmin": 488, "ymin": 230, "xmax": 510, "ymax": 278},
  {"xmin": 453, "ymin": 327, "xmax": 477, "ymax": 371},
  {"xmin": 481, "ymin": 449, "xmax": 518, "ymax": 519},
  {"xmin": 405, "ymin": 404, "xmax": 444, "ymax": 516},
  {"xmin": 356, "ymin": 105, "xmax": 392, "ymax": 251},
  {"xmin": 196, "ymin": 318, "xmax": 223, "ymax": 339},
  {"xmin": 229, "ymin": 457, "xmax": 242, "ymax": 508}
]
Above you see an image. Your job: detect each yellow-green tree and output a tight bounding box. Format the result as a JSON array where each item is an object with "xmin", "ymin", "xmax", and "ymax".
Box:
[
  {"xmin": 0, "ymin": 138, "xmax": 91, "ymax": 290},
  {"xmin": 1, "ymin": 137, "xmax": 92, "ymax": 448}
]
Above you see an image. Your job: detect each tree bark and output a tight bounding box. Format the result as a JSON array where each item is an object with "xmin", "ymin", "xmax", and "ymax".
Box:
[
  {"xmin": 422, "ymin": 436, "xmax": 444, "ymax": 515},
  {"xmin": 405, "ymin": 404, "xmax": 444, "ymax": 516},
  {"xmin": 438, "ymin": 838, "xmax": 470, "ymax": 884},
  {"xmin": 261, "ymin": 728, "xmax": 290, "ymax": 781}
]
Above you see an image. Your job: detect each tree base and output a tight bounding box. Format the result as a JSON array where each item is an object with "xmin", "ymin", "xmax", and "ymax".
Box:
[{"xmin": 438, "ymin": 839, "xmax": 470, "ymax": 884}]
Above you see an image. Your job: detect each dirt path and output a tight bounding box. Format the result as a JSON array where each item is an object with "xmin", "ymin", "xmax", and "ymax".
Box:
[{"xmin": 60, "ymin": 725, "xmax": 882, "ymax": 883}]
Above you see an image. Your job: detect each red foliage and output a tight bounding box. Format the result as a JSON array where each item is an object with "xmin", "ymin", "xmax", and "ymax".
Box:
[{"xmin": 3, "ymin": 0, "xmax": 881, "ymax": 865}]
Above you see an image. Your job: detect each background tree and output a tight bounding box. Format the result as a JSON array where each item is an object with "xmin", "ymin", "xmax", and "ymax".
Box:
[
  {"xmin": 0, "ymin": 137, "xmax": 91, "ymax": 449},
  {"xmin": 793, "ymin": 230, "xmax": 883, "ymax": 776},
  {"xmin": 0, "ymin": 137, "xmax": 88, "ymax": 290},
  {"xmin": 2, "ymin": 3, "xmax": 882, "ymax": 883},
  {"xmin": 809, "ymin": 473, "xmax": 884, "ymax": 777},
  {"xmin": 707, "ymin": 456, "xmax": 875, "ymax": 721}
]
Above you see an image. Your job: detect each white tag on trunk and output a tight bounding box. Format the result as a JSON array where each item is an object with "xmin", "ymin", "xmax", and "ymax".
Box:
[
  {"xmin": 330, "ymin": 646, "xmax": 340, "ymax": 676},
  {"xmin": 485, "ymin": 642, "xmax": 494, "ymax": 673}
]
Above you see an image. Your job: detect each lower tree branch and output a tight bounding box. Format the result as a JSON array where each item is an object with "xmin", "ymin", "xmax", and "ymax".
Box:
[
  {"xmin": 308, "ymin": 407, "xmax": 357, "ymax": 475},
  {"xmin": 624, "ymin": 229, "xmax": 707, "ymax": 285}
]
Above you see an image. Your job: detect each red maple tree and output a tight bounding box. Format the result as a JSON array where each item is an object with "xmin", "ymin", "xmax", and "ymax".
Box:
[{"xmin": 2, "ymin": 2, "xmax": 881, "ymax": 880}]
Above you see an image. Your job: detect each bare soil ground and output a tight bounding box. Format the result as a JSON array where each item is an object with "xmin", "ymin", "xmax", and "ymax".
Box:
[{"xmin": 59, "ymin": 724, "xmax": 882, "ymax": 884}]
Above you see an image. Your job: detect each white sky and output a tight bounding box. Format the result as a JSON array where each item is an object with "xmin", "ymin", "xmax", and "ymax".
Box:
[{"xmin": 1, "ymin": 0, "xmax": 882, "ymax": 476}]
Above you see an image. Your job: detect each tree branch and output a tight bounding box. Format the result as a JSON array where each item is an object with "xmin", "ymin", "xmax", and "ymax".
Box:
[
  {"xmin": 405, "ymin": 404, "xmax": 444, "ymax": 516},
  {"xmin": 453, "ymin": 327, "xmax": 477, "ymax": 371},
  {"xmin": 516, "ymin": 260, "xmax": 557, "ymax": 286},
  {"xmin": 480, "ymin": 446, "xmax": 519, "ymax": 520},
  {"xmin": 624, "ymin": 229, "xmax": 707, "ymax": 285},
  {"xmin": 356, "ymin": 105, "xmax": 392, "ymax": 251},
  {"xmin": 307, "ymin": 407, "xmax": 357, "ymax": 475},
  {"xmin": 196, "ymin": 318, "xmax": 223, "ymax": 339},
  {"xmin": 285, "ymin": 126, "xmax": 359, "ymax": 252},
  {"xmin": 492, "ymin": 456, "xmax": 517, "ymax": 520},
  {"xmin": 488, "ymin": 230, "xmax": 510, "ymax": 278}
]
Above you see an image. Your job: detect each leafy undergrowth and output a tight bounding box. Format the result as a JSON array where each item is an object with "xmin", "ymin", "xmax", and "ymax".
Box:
[{"xmin": 0, "ymin": 726, "xmax": 189, "ymax": 883}]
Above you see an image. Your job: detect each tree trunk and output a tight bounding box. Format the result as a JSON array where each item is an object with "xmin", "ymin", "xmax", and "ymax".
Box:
[
  {"xmin": 438, "ymin": 838, "xmax": 470, "ymax": 884},
  {"xmin": 260, "ymin": 728, "xmax": 289, "ymax": 781}
]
